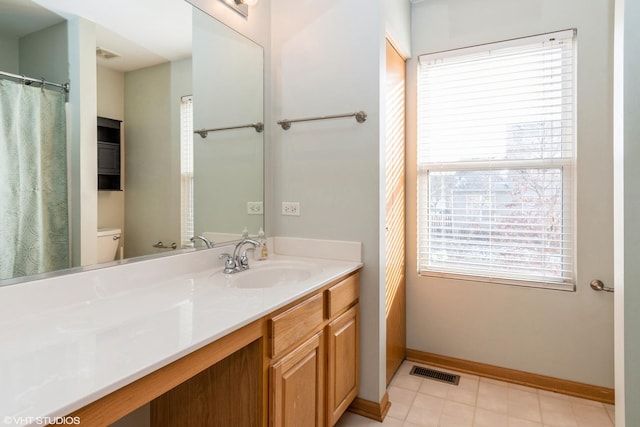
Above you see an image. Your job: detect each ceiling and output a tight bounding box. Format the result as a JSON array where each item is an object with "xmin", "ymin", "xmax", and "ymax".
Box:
[{"xmin": 0, "ymin": 0, "xmax": 193, "ymax": 72}]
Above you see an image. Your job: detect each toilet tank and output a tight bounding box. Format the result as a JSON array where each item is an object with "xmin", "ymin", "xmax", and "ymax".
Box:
[{"xmin": 97, "ymin": 228, "xmax": 121, "ymax": 263}]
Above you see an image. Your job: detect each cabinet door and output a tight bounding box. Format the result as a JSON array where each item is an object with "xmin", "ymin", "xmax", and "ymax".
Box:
[
  {"xmin": 270, "ymin": 332, "xmax": 324, "ymax": 427},
  {"xmin": 97, "ymin": 142, "xmax": 121, "ymax": 175},
  {"xmin": 326, "ymin": 304, "xmax": 359, "ymax": 426}
]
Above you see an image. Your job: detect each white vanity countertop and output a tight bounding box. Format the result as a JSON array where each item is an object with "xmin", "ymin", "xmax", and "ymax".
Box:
[{"xmin": 0, "ymin": 246, "xmax": 362, "ymax": 426}]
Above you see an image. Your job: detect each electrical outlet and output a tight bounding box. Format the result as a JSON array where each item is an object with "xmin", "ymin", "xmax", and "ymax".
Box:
[
  {"xmin": 282, "ymin": 202, "xmax": 300, "ymax": 216},
  {"xmin": 247, "ymin": 201, "xmax": 263, "ymax": 215}
]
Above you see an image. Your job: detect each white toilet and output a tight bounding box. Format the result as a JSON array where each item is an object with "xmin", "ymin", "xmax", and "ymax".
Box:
[{"xmin": 97, "ymin": 228, "xmax": 121, "ymax": 263}]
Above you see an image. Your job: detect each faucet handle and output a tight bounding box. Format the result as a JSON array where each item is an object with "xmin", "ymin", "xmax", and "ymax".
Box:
[
  {"xmin": 239, "ymin": 247, "xmax": 256, "ymax": 268},
  {"xmin": 239, "ymin": 254, "xmax": 250, "ymax": 269},
  {"xmin": 219, "ymin": 253, "xmax": 237, "ymax": 273}
]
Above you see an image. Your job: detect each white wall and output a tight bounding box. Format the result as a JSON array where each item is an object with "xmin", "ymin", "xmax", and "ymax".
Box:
[
  {"xmin": 406, "ymin": 0, "xmax": 615, "ymax": 388},
  {"xmin": 614, "ymin": 0, "xmax": 640, "ymax": 423}
]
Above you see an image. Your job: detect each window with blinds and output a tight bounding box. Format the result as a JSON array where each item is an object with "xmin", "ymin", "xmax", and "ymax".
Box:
[
  {"xmin": 417, "ymin": 30, "xmax": 576, "ymax": 290},
  {"xmin": 180, "ymin": 95, "xmax": 194, "ymax": 248}
]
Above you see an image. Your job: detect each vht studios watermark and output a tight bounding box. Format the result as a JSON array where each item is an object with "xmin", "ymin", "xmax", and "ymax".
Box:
[{"xmin": 3, "ymin": 416, "xmax": 80, "ymax": 425}]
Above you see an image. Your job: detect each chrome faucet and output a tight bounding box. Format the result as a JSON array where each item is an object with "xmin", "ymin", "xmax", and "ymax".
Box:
[
  {"xmin": 219, "ymin": 238, "xmax": 261, "ymax": 274},
  {"xmin": 191, "ymin": 235, "xmax": 214, "ymax": 249}
]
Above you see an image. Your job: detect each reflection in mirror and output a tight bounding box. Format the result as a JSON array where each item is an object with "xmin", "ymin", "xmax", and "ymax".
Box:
[
  {"xmin": 0, "ymin": 0, "xmax": 264, "ymax": 283},
  {"xmin": 113, "ymin": 30, "xmax": 193, "ymax": 259},
  {"xmin": 193, "ymin": 8, "xmax": 264, "ymax": 243},
  {"xmin": 0, "ymin": 1, "xmax": 69, "ymax": 281}
]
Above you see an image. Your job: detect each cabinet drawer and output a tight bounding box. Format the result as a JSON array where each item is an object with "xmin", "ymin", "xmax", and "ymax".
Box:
[
  {"xmin": 269, "ymin": 293, "xmax": 323, "ymax": 358},
  {"xmin": 325, "ymin": 273, "xmax": 359, "ymax": 319}
]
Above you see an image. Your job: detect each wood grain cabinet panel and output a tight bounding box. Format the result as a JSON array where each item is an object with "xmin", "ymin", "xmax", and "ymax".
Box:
[
  {"xmin": 151, "ymin": 339, "xmax": 262, "ymax": 427},
  {"xmin": 270, "ymin": 332, "xmax": 325, "ymax": 427},
  {"xmin": 326, "ymin": 304, "xmax": 360, "ymax": 426},
  {"xmin": 325, "ymin": 273, "xmax": 359, "ymax": 319},
  {"xmin": 269, "ymin": 293, "xmax": 323, "ymax": 358}
]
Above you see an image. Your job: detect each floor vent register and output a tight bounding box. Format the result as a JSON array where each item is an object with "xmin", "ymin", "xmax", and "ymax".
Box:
[{"xmin": 409, "ymin": 365, "xmax": 460, "ymax": 386}]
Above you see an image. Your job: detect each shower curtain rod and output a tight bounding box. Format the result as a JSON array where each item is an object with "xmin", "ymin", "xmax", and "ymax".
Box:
[{"xmin": 0, "ymin": 70, "xmax": 70, "ymax": 93}]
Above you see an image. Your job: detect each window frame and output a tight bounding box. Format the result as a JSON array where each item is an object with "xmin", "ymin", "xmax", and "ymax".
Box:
[
  {"xmin": 416, "ymin": 30, "xmax": 577, "ymax": 291},
  {"xmin": 180, "ymin": 95, "xmax": 194, "ymax": 248}
]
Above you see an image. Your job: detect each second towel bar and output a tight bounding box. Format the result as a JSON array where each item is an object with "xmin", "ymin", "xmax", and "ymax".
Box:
[
  {"xmin": 153, "ymin": 241, "xmax": 177, "ymax": 250},
  {"xmin": 277, "ymin": 111, "xmax": 367, "ymax": 130},
  {"xmin": 194, "ymin": 122, "xmax": 264, "ymax": 138}
]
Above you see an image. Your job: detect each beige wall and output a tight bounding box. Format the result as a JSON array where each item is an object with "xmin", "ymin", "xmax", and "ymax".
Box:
[
  {"xmin": 268, "ymin": 0, "xmax": 411, "ymax": 404},
  {"xmin": 124, "ymin": 62, "xmax": 174, "ymax": 258},
  {"xmin": 97, "ymin": 66, "xmax": 124, "ymax": 120},
  {"xmin": 406, "ymin": 0, "xmax": 615, "ymax": 388},
  {"xmin": 97, "ymin": 65, "xmax": 125, "ymax": 257},
  {"xmin": 19, "ymin": 21, "xmax": 68, "ymax": 85},
  {"xmin": 192, "ymin": 9, "xmax": 263, "ymax": 238},
  {"xmin": 67, "ymin": 17, "xmax": 98, "ymax": 267},
  {"xmin": 0, "ymin": 34, "xmax": 18, "ymax": 73},
  {"xmin": 270, "ymin": 0, "xmax": 413, "ymax": 404},
  {"xmin": 97, "ymin": 59, "xmax": 192, "ymax": 260},
  {"xmin": 124, "ymin": 59, "xmax": 191, "ymax": 258}
]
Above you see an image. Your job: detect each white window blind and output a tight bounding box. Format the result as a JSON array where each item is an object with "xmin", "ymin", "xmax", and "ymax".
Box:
[
  {"xmin": 180, "ymin": 95, "xmax": 194, "ymax": 247},
  {"xmin": 417, "ymin": 30, "xmax": 576, "ymax": 289}
]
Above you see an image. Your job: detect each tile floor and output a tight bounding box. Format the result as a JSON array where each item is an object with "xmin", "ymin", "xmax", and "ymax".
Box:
[{"xmin": 336, "ymin": 361, "xmax": 615, "ymax": 427}]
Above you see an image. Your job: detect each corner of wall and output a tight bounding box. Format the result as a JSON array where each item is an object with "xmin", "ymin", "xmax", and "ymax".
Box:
[{"xmin": 67, "ymin": 17, "xmax": 98, "ymax": 267}]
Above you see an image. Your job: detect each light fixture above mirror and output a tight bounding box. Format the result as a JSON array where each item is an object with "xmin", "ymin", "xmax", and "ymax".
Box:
[{"xmin": 221, "ymin": 0, "xmax": 258, "ymax": 17}]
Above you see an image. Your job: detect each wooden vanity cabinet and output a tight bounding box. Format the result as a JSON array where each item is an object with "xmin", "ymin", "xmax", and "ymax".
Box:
[
  {"xmin": 267, "ymin": 271, "xmax": 360, "ymax": 427},
  {"xmin": 325, "ymin": 274, "xmax": 360, "ymax": 426},
  {"xmin": 61, "ymin": 270, "xmax": 360, "ymax": 427}
]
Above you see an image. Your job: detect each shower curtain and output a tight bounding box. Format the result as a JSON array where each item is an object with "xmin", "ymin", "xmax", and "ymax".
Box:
[{"xmin": 0, "ymin": 80, "xmax": 69, "ymax": 280}]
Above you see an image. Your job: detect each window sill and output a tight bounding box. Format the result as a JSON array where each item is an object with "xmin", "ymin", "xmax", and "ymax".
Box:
[{"xmin": 418, "ymin": 270, "xmax": 576, "ymax": 292}]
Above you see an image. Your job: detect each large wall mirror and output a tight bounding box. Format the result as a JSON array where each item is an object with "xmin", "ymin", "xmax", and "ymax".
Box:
[{"xmin": 0, "ymin": 0, "xmax": 264, "ymax": 283}]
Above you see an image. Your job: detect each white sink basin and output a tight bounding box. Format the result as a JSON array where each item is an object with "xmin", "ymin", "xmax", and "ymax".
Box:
[{"xmin": 222, "ymin": 259, "xmax": 323, "ymax": 289}]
